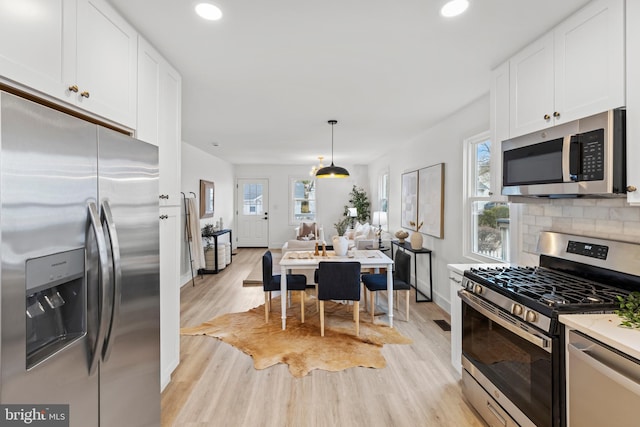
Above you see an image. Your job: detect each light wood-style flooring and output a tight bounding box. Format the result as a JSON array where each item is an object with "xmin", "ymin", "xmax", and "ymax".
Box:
[{"xmin": 162, "ymin": 248, "xmax": 486, "ymax": 427}]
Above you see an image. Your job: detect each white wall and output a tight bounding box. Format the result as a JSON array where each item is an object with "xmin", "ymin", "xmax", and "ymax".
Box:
[
  {"xmin": 368, "ymin": 94, "xmax": 491, "ymax": 313},
  {"xmin": 234, "ymin": 164, "xmax": 370, "ymax": 248},
  {"xmin": 180, "ymin": 142, "xmax": 235, "ymax": 285}
]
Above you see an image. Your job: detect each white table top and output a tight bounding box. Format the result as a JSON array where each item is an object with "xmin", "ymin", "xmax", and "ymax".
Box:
[
  {"xmin": 280, "ymin": 249, "xmax": 393, "ymax": 266},
  {"xmin": 559, "ymin": 313, "xmax": 640, "ymax": 361}
]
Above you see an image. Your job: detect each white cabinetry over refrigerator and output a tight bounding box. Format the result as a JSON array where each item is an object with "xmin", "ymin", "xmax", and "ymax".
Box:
[
  {"xmin": 0, "ymin": 0, "xmax": 138, "ymax": 128},
  {"xmin": 509, "ymin": 0, "xmax": 624, "ymax": 138}
]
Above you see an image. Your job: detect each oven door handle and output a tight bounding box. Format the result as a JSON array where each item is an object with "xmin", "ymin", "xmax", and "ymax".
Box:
[{"xmin": 460, "ymin": 290, "xmax": 552, "ymax": 353}]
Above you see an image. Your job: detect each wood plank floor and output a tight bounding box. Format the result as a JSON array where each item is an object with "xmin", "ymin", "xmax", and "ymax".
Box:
[{"xmin": 162, "ymin": 248, "xmax": 486, "ymax": 427}]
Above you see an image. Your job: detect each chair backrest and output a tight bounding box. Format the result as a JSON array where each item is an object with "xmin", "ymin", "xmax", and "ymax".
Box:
[
  {"xmin": 262, "ymin": 251, "xmax": 274, "ymax": 289},
  {"xmin": 394, "ymin": 250, "xmax": 411, "ymax": 284},
  {"xmin": 317, "ymin": 261, "xmax": 361, "ymax": 301}
]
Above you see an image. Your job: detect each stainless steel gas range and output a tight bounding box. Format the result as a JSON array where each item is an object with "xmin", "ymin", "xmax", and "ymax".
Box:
[{"xmin": 459, "ymin": 231, "xmax": 640, "ymax": 427}]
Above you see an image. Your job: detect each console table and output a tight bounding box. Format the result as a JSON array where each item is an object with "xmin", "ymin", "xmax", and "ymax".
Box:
[
  {"xmin": 390, "ymin": 240, "xmax": 433, "ymax": 302},
  {"xmin": 199, "ymin": 229, "xmax": 232, "ymax": 274}
]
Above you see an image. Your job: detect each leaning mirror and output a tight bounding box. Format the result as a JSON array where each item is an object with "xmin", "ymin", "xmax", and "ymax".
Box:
[{"xmin": 200, "ymin": 179, "xmax": 215, "ymax": 218}]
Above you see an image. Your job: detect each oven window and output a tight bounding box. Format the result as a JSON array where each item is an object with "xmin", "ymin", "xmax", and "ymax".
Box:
[{"xmin": 462, "ymin": 302, "xmax": 552, "ymax": 427}]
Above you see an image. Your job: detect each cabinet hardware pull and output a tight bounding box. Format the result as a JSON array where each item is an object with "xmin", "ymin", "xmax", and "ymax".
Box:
[
  {"xmin": 80, "ymin": 91, "xmax": 90, "ymax": 98},
  {"xmin": 159, "ymin": 195, "xmax": 169, "ymax": 199},
  {"xmin": 159, "ymin": 215, "xmax": 168, "ymax": 220},
  {"xmin": 543, "ymin": 114, "xmax": 551, "ymax": 120},
  {"xmin": 488, "ymin": 191, "xmax": 493, "ymax": 196},
  {"xmin": 553, "ymin": 111, "xmax": 560, "ymax": 118},
  {"xmin": 628, "ymin": 185, "xmax": 638, "ymax": 193},
  {"xmin": 68, "ymin": 85, "xmax": 79, "ymax": 93}
]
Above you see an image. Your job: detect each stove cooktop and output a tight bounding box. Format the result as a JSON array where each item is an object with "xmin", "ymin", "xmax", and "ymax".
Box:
[{"xmin": 466, "ymin": 266, "xmax": 629, "ymax": 310}]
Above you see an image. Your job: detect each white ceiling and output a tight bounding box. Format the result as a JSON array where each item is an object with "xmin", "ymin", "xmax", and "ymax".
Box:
[{"xmin": 109, "ymin": 0, "xmax": 591, "ymax": 166}]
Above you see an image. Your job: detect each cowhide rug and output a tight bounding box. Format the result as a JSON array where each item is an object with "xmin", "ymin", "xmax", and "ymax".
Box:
[{"xmin": 180, "ymin": 296, "xmax": 412, "ymax": 378}]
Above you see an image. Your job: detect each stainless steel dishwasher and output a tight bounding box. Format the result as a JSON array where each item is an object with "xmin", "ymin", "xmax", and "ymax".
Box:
[{"xmin": 567, "ymin": 329, "xmax": 640, "ymax": 427}]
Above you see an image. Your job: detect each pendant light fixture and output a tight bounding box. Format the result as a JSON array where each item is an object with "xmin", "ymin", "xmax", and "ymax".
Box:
[{"xmin": 316, "ymin": 120, "xmax": 350, "ymax": 178}]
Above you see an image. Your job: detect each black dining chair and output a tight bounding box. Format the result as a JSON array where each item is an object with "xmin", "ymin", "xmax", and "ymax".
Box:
[
  {"xmin": 262, "ymin": 251, "xmax": 308, "ymax": 323},
  {"xmin": 316, "ymin": 261, "xmax": 362, "ymax": 336},
  {"xmin": 362, "ymin": 249, "xmax": 411, "ymax": 323}
]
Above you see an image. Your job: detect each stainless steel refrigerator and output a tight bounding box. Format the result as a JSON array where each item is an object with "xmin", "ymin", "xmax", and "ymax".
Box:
[{"xmin": 0, "ymin": 92, "xmax": 160, "ymax": 426}]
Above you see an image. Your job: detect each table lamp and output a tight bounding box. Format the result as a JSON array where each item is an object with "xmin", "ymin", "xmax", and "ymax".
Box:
[
  {"xmin": 348, "ymin": 207, "xmax": 358, "ymax": 228},
  {"xmin": 372, "ymin": 211, "xmax": 388, "ymax": 248}
]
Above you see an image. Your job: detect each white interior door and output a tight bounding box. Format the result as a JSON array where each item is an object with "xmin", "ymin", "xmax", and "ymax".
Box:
[{"xmin": 236, "ymin": 179, "xmax": 269, "ymax": 247}]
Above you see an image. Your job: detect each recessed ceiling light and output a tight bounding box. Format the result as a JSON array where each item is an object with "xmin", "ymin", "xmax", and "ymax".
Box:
[
  {"xmin": 195, "ymin": 3, "xmax": 222, "ymax": 21},
  {"xmin": 440, "ymin": 0, "xmax": 469, "ymax": 18}
]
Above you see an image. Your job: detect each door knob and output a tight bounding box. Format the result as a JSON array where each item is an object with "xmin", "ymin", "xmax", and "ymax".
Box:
[{"xmin": 628, "ymin": 185, "xmax": 638, "ymax": 193}]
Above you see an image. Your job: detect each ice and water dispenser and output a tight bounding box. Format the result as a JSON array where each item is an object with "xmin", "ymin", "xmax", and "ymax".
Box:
[{"xmin": 25, "ymin": 249, "xmax": 85, "ymax": 369}]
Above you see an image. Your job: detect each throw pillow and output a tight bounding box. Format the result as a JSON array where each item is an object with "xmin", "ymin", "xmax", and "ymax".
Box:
[{"xmin": 298, "ymin": 222, "xmax": 317, "ymax": 240}]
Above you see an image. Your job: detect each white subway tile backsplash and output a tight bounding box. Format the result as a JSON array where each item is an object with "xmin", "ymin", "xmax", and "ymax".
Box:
[
  {"xmin": 517, "ymin": 198, "xmax": 640, "ymax": 246},
  {"xmin": 583, "ymin": 207, "xmax": 612, "ymax": 219},
  {"xmin": 595, "ymin": 219, "xmax": 623, "ymax": 235},
  {"xmin": 611, "ymin": 208, "xmax": 640, "ymax": 222}
]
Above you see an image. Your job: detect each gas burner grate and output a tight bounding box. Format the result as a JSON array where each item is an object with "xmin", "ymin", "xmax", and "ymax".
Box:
[{"xmin": 468, "ymin": 266, "xmax": 628, "ymax": 308}]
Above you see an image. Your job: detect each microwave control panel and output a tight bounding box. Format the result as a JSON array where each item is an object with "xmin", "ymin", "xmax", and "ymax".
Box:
[{"xmin": 577, "ymin": 129, "xmax": 604, "ymax": 181}]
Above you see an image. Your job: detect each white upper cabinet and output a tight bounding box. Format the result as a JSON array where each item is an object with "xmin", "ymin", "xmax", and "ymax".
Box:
[
  {"xmin": 626, "ymin": 0, "xmax": 640, "ymax": 204},
  {"xmin": 76, "ymin": 0, "xmax": 137, "ymax": 128},
  {"xmin": 137, "ymin": 37, "xmax": 182, "ymax": 206},
  {"xmin": 0, "ymin": 0, "xmax": 137, "ymax": 129},
  {"xmin": 0, "ymin": 0, "xmax": 75, "ymax": 99},
  {"xmin": 509, "ymin": 0, "xmax": 625, "ymax": 138}
]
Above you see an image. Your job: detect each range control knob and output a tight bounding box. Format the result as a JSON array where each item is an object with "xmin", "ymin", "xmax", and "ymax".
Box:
[
  {"xmin": 525, "ymin": 310, "xmax": 538, "ymax": 323},
  {"xmin": 474, "ymin": 284, "xmax": 483, "ymax": 295},
  {"xmin": 511, "ymin": 304, "xmax": 524, "ymax": 316}
]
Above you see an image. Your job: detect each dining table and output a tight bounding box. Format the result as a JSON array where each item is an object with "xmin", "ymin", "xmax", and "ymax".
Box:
[{"xmin": 278, "ymin": 249, "xmax": 394, "ymax": 330}]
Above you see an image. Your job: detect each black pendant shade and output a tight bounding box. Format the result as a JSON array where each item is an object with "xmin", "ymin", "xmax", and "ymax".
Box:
[{"xmin": 316, "ymin": 120, "xmax": 350, "ymax": 178}]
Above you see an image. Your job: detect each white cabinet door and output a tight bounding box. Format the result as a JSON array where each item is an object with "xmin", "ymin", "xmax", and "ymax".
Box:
[
  {"xmin": 136, "ymin": 36, "xmax": 182, "ymax": 207},
  {"xmin": 158, "ymin": 64, "xmax": 182, "ymax": 207},
  {"xmin": 159, "ymin": 206, "xmax": 180, "ymax": 390},
  {"xmin": 627, "ymin": 0, "xmax": 640, "ymax": 205},
  {"xmin": 136, "ymin": 37, "xmax": 161, "ymax": 146},
  {"xmin": 76, "ymin": 0, "xmax": 137, "ymax": 129},
  {"xmin": 0, "ymin": 0, "xmax": 76, "ymax": 99},
  {"xmin": 554, "ymin": 0, "xmax": 625, "ymax": 125},
  {"xmin": 449, "ymin": 270, "xmax": 464, "ymax": 377},
  {"xmin": 509, "ymin": 32, "xmax": 554, "ymax": 138},
  {"xmin": 490, "ymin": 61, "xmax": 509, "ymax": 201}
]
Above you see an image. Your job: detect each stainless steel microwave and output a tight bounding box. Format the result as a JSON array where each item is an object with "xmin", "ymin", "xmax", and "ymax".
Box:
[{"xmin": 501, "ymin": 108, "xmax": 626, "ymax": 197}]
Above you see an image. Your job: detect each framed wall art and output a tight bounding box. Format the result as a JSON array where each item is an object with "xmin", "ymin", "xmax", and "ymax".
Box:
[
  {"xmin": 401, "ymin": 170, "xmax": 418, "ymax": 230},
  {"xmin": 418, "ymin": 163, "xmax": 445, "ymax": 238}
]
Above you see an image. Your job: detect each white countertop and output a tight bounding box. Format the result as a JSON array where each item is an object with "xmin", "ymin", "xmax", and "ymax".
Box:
[
  {"xmin": 447, "ymin": 263, "xmax": 508, "ymax": 275},
  {"xmin": 559, "ymin": 314, "xmax": 640, "ymax": 361}
]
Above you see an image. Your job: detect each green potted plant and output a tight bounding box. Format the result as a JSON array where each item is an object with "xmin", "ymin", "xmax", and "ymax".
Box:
[
  {"xmin": 334, "ymin": 217, "xmax": 350, "ymax": 236},
  {"xmin": 616, "ymin": 291, "xmax": 640, "ymax": 329}
]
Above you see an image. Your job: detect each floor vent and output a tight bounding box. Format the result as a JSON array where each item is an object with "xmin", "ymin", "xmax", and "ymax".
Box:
[{"xmin": 434, "ymin": 319, "xmax": 451, "ymax": 331}]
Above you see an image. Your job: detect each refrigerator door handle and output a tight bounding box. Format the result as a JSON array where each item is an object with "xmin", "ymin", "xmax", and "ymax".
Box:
[
  {"xmin": 100, "ymin": 200, "xmax": 121, "ymax": 362},
  {"xmin": 87, "ymin": 202, "xmax": 111, "ymax": 376}
]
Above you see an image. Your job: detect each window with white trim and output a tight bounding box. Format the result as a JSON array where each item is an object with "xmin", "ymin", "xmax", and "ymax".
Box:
[
  {"xmin": 464, "ymin": 131, "xmax": 510, "ymax": 262},
  {"xmin": 290, "ymin": 178, "xmax": 316, "ymax": 223}
]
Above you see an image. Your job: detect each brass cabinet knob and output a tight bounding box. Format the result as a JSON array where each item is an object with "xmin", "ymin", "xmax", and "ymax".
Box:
[
  {"xmin": 553, "ymin": 111, "xmax": 560, "ymax": 118},
  {"xmin": 628, "ymin": 185, "xmax": 638, "ymax": 193},
  {"xmin": 80, "ymin": 91, "xmax": 90, "ymax": 98},
  {"xmin": 68, "ymin": 85, "xmax": 79, "ymax": 93},
  {"xmin": 543, "ymin": 114, "xmax": 551, "ymax": 120}
]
